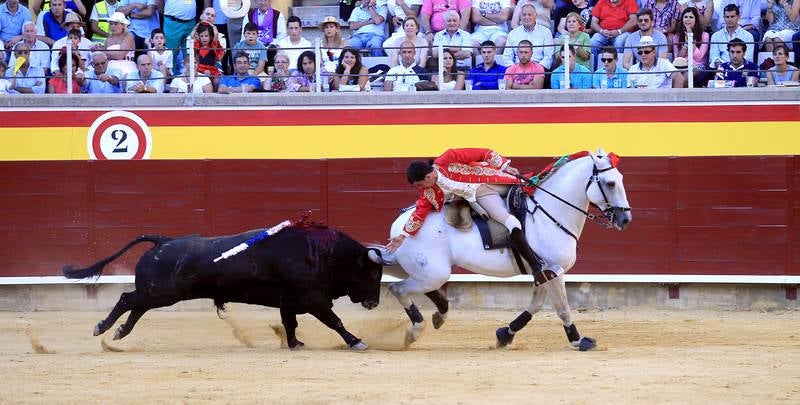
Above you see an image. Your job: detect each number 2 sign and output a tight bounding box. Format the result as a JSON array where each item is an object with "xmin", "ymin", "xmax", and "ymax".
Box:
[{"xmin": 87, "ymin": 111, "xmax": 152, "ymax": 160}]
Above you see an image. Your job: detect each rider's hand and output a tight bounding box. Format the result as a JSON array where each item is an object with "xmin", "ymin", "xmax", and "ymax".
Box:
[
  {"xmin": 505, "ymin": 166, "xmax": 520, "ymax": 176},
  {"xmin": 386, "ymin": 234, "xmax": 406, "ymax": 253}
]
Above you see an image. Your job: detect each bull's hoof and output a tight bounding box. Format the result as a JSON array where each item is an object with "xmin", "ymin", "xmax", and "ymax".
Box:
[
  {"xmin": 496, "ymin": 326, "xmax": 515, "ymax": 348},
  {"xmin": 571, "ymin": 337, "xmax": 597, "ymax": 352},
  {"xmin": 350, "ymin": 341, "xmax": 368, "ymax": 351},
  {"xmin": 93, "ymin": 324, "xmax": 102, "ymax": 336},
  {"xmin": 432, "ymin": 311, "xmax": 447, "ymax": 330},
  {"xmin": 112, "ymin": 326, "xmax": 126, "ymax": 341},
  {"xmin": 404, "ymin": 321, "xmax": 425, "ymax": 347},
  {"xmin": 289, "ymin": 341, "xmax": 306, "ymax": 351}
]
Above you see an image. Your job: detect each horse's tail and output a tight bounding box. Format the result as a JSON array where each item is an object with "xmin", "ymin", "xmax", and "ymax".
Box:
[
  {"xmin": 366, "ymin": 244, "xmax": 397, "ymax": 266},
  {"xmin": 62, "ymin": 235, "xmax": 172, "ymax": 279}
]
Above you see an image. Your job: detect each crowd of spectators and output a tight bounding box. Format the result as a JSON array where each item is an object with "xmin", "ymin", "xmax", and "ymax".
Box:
[{"xmin": 0, "ymin": 0, "xmax": 797, "ymax": 94}]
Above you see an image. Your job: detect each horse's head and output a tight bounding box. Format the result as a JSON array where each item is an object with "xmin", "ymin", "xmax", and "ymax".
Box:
[{"xmin": 587, "ymin": 148, "xmax": 632, "ymax": 231}]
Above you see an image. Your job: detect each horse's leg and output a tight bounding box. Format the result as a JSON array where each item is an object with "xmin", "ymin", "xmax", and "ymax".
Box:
[
  {"xmin": 496, "ymin": 282, "xmax": 548, "ymax": 348},
  {"xmin": 280, "ymin": 306, "xmax": 304, "ymax": 350},
  {"xmin": 545, "ymin": 276, "xmax": 596, "ymax": 351},
  {"xmin": 94, "ymin": 291, "xmax": 140, "ymax": 336},
  {"xmin": 389, "ymin": 273, "xmax": 447, "ymax": 346},
  {"xmin": 425, "ymin": 288, "xmax": 449, "ymax": 329}
]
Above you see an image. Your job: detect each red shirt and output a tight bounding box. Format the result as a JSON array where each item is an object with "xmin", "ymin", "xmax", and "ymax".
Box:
[
  {"xmin": 592, "ymin": 0, "xmax": 638, "ymax": 30},
  {"xmin": 49, "ymin": 76, "xmax": 81, "ymax": 94}
]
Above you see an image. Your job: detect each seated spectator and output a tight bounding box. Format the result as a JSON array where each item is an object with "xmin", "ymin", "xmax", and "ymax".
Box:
[
  {"xmin": 384, "ymin": 16, "xmax": 429, "ymax": 67},
  {"xmin": 512, "ymin": 0, "xmax": 555, "ymax": 31},
  {"xmin": 263, "ymin": 51, "xmax": 291, "ymax": 91},
  {"xmin": 126, "ymin": 53, "xmax": 164, "ymax": 93},
  {"xmin": 148, "ymin": 28, "xmax": 172, "ymax": 80},
  {"xmin": 432, "ymin": 10, "xmax": 475, "ymax": 69},
  {"xmin": 0, "ymin": 0, "xmax": 33, "ymax": 49},
  {"xmin": 713, "ymin": 0, "xmax": 760, "ymax": 45},
  {"xmin": 287, "ymin": 50, "xmax": 317, "ymax": 92},
  {"xmin": 37, "ymin": 0, "xmax": 71, "ymax": 46},
  {"xmin": 275, "ymin": 16, "xmax": 312, "ymax": 70},
  {"xmin": 348, "ymin": 0, "xmax": 388, "ymax": 57},
  {"xmin": 593, "ymin": 45, "xmax": 629, "ymax": 88},
  {"xmin": 679, "ymin": 0, "xmax": 713, "ymax": 28},
  {"xmin": 550, "ymin": 44, "xmax": 592, "ymax": 88},
  {"xmin": 0, "ymin": 60, "xmax": 11, "ymax": 94},
  {"xmin": 193, "ymin": 23, "xmax": 224, "ymax": 86},
  {"xmin": 31, "ymin": 0, "xmax": 86, "ymax": 23},
  {"xmin": 332, "ymin": 47, "xmax": 370, "ymax": 91},
  {"xmin": 432, "ymin": 48, "xmax": 465, "ymax": 90},
  {"xmin": 714, "ymin": 37, "xmax": 758, "ymax": 87},
  {"xmin": 642, "ymin": 0, "xmax": 679, "ymax": 41},
  {"xmin": 623, "ymin": 8, "xmax": 668, "ymax": 69},
  {"xmin": 169, "ymin": 67, "xmax": 214, "ymax": 93},
  {"xmin": 628, "ymin": 35, "xmax": 683, "ymax": 87},
  {"xmin": 503, "ymin": 5, "xmax": 554, "ymax": 69},
  {"xmin": 47, "ymin": 50, "xmax": 84, "ymax": 93},
  {"xmin": 8, "ymin": 22, "xmax": 51, "ymax": 75},
  {"xmin": 672, "ymin": 7, "xmax": 709, "ymax": 85},
  {"xmin": 421, "ymin": 0, "xmax": 471, "ymax": 43},
  {"xmin": 192, "ymin": 7, "xmax": 227, "ymax": 52},
  {"xmin": 218, "ymin": 51, "xmax": 261, "ymax": 93},
  {"xmin": 242, "ymin": 0, "xmax": 286, "ymax": 47},
  {"xmin": 708, "ymin": 4, "xmax": 754, "ymax": 68},
  {"xmin": 320, "ymin": 16, "xmax": 348, "ymax": 77},
  {"xmin": 386, "ymin": 0, "xmax": 423, "ymax": 35},
  {"xmin": 470, "ymin": 0, "xmax": 512, "ymax": 53},
  {"xmin": 589, "ymin": 0, "xmax": 639, "ymax": 70},
  {"xmin": 556, "ymin": 12, "xmax": 591, "ymax": 70},
  {"xmin": 234, "ymin": 22, "xmax": 268, "ymax": 76},
  {"xmin": 103, "ymin": 12, "xmax": 137, "ymax": 78},
  {"xmin": 5, "ymin": 44, "xmax": 46, "ymax": 94},
  {"xmin": 766, "ymin": 44, "xmax": 799, "ymax": 85},
  {"xmin": 116, "ymin": 0, "xmax": 160, "ymax": 54},
  {"xmin": 503, "ymin": 39, "xmax": 545, "ymax": 88},
  {"xmin": 555, "ymin": 0, "xmax": 593, "ymax": 35},
  {"xmin": 384, "ymin": 40, "xmax": 430, "ymax": 91},
  {"xmin": 0, "ymin": 41, "xmax": 4, "ymax": 65},
  {"xmin": 82, "ymin": 51, "xmax": 122, "ymax": 93},
  {"xmin": 468, "ymin": 40, "xmax": 507, "ymax": 90},
  {"xmin": 762, "ymin": 0, "xmax": 800, "ymax": 54},
  {"xmin": 670, "ymin": 56, "xmax": 690, "ymax": 86},
  {"xmin": 50, "ymin": 24, "xmax": 93, "ymax": 74}
]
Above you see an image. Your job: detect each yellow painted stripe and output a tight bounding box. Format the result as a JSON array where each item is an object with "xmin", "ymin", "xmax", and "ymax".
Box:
[{"xmin": 1, "ymin": 122, "xmax": 799, "ymax": 161}]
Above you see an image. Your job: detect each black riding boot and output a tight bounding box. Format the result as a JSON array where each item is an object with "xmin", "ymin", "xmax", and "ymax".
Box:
[{"xmin": 509, "ymin": 228, "xmax": 543, "ymax": 273}]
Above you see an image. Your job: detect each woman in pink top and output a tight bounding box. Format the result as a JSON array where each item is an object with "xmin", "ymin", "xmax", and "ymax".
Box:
[
  {"xmin": 420, "ymin": 0, "xmax": 471, "ymax": 43},
  {"xmin": 672, "ymin": 7, "xmax": 708, "ymax": 83}
]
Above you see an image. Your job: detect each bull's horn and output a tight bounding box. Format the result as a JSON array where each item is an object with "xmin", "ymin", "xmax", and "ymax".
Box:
[{"xmin": 368, "ymin": 249, "xmax": 382, "ymax": 264}]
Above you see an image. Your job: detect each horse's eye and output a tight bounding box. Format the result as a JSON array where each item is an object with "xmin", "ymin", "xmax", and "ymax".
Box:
[{"xmin": 606, "ymin": 181, "xmax": 616, "ymax": 188}]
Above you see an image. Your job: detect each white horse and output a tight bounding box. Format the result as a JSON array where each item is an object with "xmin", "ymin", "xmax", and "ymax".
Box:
[{"xmin": 374, "ymin": 149, "xmax": 632, "ymax": 350}]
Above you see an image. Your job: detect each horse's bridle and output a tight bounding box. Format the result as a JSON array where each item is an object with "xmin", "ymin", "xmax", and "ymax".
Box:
[{"xmin": 523, "ymin": 161, "xmax": 631, "ymax": 241}]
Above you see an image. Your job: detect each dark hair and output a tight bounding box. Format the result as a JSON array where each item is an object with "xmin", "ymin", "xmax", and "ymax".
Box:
[
  {"xmin": 287, "ymin": 16, "xmax": 302, "ymax": 26},
  {"xmin": 68, "ymin": 28, "xmax": 81, "ymax": 38},
  {"xmin": 517, "ymin": 40, "xmax": 533, "ymax": 51},
  {"xmin": 636, "ymin": 8, "xmax": 653, "ymax": 19},
  {"xmin": 480, "ymin": 40, "xmax": 496, "ymax": 50},
  {"xmin": 773, "ymin": 44, "xmax": 790, "ymax": 56},
  {"xmin": 677, "ymin": 7, "xmax": 703, "ymax": 48},
  {"xmin": 234, "ymin": 51, "xmax": 249, "ymax": 63},
  {"xmin": 406, "ymin": 160, "xmax": 435, "ymax": 184},
  {"xmin": 442, "ymin": 48, "xmax": 458, "ymax": 80},
  {"xmin": 727, "ymin": 37, "xmax": 746, "ymax": 52},
  {"xmin": 150, "ymin": 28, "xmax": 164, "ymax": 39},
  {"xmin": 559, "ymin": 43, "xmax": 576, "ymax": 54},
  {"xmin": 243, "ymin": 22, "xmax": 259, "ymax": 33},
  {"xmin": 297, "ymin": 50, "xmax": 315, "ymax": 72},
  {"xmin": 58, "ymin": 50, "xmax": 80, "ymax": 72},
  {"xmin": 723, "ymin": 4, "xmax": 739, "ymax": 15},
  {"xmin": 335, "ymin": 47, "xmax": 364, "ymax": 83},
  {"xmin": 600, "ymin": 46, "xmax": 617, "ymax": 59}
]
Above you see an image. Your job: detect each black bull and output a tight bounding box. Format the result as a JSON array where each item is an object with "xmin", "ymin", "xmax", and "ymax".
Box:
[{"xmin": 63, "ymin": 225, "xmax": 384, "ymax": 350}]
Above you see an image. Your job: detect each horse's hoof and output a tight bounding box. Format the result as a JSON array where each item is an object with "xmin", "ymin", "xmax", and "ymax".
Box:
[
  {"xmin": 432, "ymin": 311, "xmax": 447, "ymax": 330},
  {"xmin": 93, "ymin": 324, "xmax": 102, "ymax": 336},
  {"xmin": 496, "ymin": 327, "xmax": 515, "ymax": 348},
  {"xmin": 578, "ymin": 337, "xmax": 596, "ymax": 351},
  {"xmin": 350, "ymin": 341, "xmax": 368, "ymax": 351},
  {"xmin": 404, "ymin": 322, "xmax": 425, "ymax": 346}
]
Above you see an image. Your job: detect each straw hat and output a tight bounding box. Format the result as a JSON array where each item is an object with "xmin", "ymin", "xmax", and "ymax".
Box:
[
  {"xmin": 319, "ymin": 16, "xmax": 341, "ymax": 30},
  {"xmin": 62, "ymin": 12, "xmax": 83, "ymax": 27}
]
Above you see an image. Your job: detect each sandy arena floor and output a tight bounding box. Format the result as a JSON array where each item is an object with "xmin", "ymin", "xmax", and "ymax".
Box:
[{"xmin": 1, "ymin": 306, "xmax": 798, "ymax": 404}]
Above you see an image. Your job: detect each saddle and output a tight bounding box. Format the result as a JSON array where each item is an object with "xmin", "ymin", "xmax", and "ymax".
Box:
[{"xmin": 443, "ymin": 186, "xmax": 529, "ymax": 251}]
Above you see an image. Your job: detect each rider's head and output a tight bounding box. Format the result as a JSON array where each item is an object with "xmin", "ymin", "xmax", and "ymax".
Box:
[{"xmin": 406, "ymin": 160, "xmax": 435, "ymax": 184}]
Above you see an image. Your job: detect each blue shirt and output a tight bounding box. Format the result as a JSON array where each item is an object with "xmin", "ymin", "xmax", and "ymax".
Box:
[
  {"xmin": 550, "ymin": 64, "xmax": 593, "ymax": 89},
  {"xmin": 468, "ymin": 62, "xmax": 507, "ymax": 90},
  {"xmin": 593, "ymin": 65, "xmax": 628, "ymax": 88},
  {"xmin": 41, "ymin": 11, "xmax": 67, "ymax": 41},
  {"xmin": 82, "ymin": 68, "xmax": 122, "ymax": 93},
  {"xmin": 220, "ymin": 74, "xmax": 261, "ymax": 89},
  {"xmin": 716, "ymin": 61, "xmax": 758, "ymax": 87},
  {"xmin": 0, "ymin": 3, "xmax": 33, "ymax": 43},
  {"xmin": 117, "ymin": 0, "xmax": 160, "ymax": 39}
]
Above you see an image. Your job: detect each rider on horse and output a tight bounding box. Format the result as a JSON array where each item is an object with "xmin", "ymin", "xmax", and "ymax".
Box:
[{"xmin": 386, "ymin": 148, "xmax": 546, "ymax": 276}]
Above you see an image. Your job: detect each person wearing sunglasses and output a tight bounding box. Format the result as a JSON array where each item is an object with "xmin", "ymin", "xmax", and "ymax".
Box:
[
  {"xmin": 83, "ymin": 51, "xmax": 122, "ymax": 93},
  {"xmin": 593, "ymin": 45, "xmax": 628, "ymax": 88},
  {"xmin": 627, "ymin": 35, "xmax": 683, "ymax": 88}
]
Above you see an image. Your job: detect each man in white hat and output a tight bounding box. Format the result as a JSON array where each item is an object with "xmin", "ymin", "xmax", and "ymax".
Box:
[{"xmin": 627, "ymin": 35, "xmax": 683, "ymax": 88}]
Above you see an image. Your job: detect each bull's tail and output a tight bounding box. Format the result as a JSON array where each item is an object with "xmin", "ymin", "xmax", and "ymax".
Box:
[{"xmin": 62, "ymin": 235, "xmax": 172, "ymax": 279}]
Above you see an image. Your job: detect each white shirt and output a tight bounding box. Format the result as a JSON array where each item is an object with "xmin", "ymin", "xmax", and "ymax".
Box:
[
  {"xmin": 503, "ymin": 23, "xmax": 554, "ymax": 69},
  {"xmin": 9, "ymin": 40, "xmax": 51, "ymax": 71},
  {"xmin": 384, "ymin": 0, "xmax": 424, "ymax": 20},
  {"xmin": 628, "ymin": 58, "xmax": 676, "ymax": 89},
  {"xmin": 275, "ymin": 36, "xmax": 313, "ymax": 70},
  {"xmin": 472, "ymin": 0, "xmax": 511, "ymax": 32},
  {"xmin": 50, "ymin": 37, "xmax": 94, "ymax": 73},
  {"xmin": 432, "ymin": 29, "xmax": 474, "ymax": 68},
  {"xmin": 386, "ymin": 62, "xmax": 422, "ymax": 91}
]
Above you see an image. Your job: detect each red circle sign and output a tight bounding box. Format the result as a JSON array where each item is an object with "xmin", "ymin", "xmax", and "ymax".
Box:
[{"xmin": 87, "ymin": 111, "xmax": 152, "ymax": 160}]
